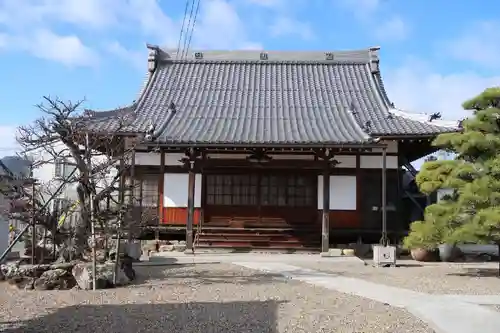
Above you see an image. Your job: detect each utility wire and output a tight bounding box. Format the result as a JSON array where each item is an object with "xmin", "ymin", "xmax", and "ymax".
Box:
[
  {"xmin": 180, "ymin": 0, "xmax": 197, "ymax": 59},
  {"xmin": 155, "ymin": 0, "xmax": 200, "ymax": 140},
  {"xmin": 184, "ymin": 0, "xmax": 201, "ymax": 59},
  {"xmin": 176, "ymin": 0, "xmax": 191, "ymax": 59}
]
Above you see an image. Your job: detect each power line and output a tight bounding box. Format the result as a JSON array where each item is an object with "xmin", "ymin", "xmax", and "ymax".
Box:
[
  {"xmin": 180, "ymin": 0, "xmax": 198, "ymax": 59},
  {"xmin": 176, "ymin": 0, "xmax": 191, "ymax": 60},
  {"xmin": 183, "ymin": 0, "xmax": 201, "ymax": 59}
]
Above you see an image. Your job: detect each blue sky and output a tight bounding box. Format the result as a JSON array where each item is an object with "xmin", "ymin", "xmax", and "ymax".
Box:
[{"xmin": 0, "ymin": 0, "xmax": 499, "ymax": 157}]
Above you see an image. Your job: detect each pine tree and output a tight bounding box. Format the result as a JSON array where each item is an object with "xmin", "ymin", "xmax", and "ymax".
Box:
[{"xmin": 404, "ymin": 87, "xmax": 500, "ymax": 252}]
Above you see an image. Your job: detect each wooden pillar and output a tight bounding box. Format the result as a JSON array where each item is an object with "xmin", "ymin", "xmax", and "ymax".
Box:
[
  {"xmin": 186, "ymin": 160, "xmax": 196, "ymax": 251},
  {"xmin": 321, "ymin": 164, "xmax": 330, "ymax": 253},
  {"xmin": 157, "ymin": 149, "xmax": 165, "ymax": 240},
  {"xmin": 127, "ymin": 149, "xmax": 136, "ymax": 242},
  {"xmin": 381, "ymin": 146, "xmax": 388, "ymax": 245}
]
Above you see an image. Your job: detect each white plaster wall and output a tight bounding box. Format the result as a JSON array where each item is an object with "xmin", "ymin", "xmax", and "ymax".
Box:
[
  {"xmin": 30, "ymin": 143, "xmax": 118, "ymax": 208},
  {"xmin": 163, "ymin": 173, "xmax": 202, "ymax": 208},
  {"xmin": 360, "ymin": 156, "xmax": 398, "ymax": 169},
  {"xmin": 135, "ymin": 152, "xmax": 185, "ymax": 166},
  {"xmin": 135, "ymin": 152, "xmax": 160, "ymax": 165},
  {"xmin": 206, "ymin": 153, "xmax": 314, "ymax": 160},
  {"xmin": 372, "ymin": 140, "xmax": 398, "ymax": 153},
  {"xmin": 335, "ymin": 155, "xmax": 357, "ymax": 168},
  {"xmin": 30, "ymin": 145, "xmax": 78, "ymax": 204},
  {"xmin": 317, "ymin": 175, "xmax": 357, "ymax": 210}
]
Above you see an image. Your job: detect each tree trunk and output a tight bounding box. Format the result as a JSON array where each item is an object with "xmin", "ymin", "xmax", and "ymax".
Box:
[{"xmin": 56, "ymin": 187, "xmax": 91, "ymax": 262}]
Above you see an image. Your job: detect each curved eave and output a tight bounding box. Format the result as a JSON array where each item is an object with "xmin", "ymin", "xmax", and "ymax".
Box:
[
  {"xmin": 82, "ymin": 105, "xmax": 137, "ymax": 134},
  {"xmin": 370, "ymin": 71, "xmax": 461, "ymax": 137},
  {"xmin": 83, "ymin": 64, "xmax": 155, "ymax": 134},
  {"xmin": 140, "ymin": 141, "xmax": 384, "ymax": 149}
]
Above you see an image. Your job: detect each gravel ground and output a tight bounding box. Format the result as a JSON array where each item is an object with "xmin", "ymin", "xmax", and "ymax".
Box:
[
  {"xmin": 0, "ymin": 263, "xmax": 434, "ymax": 333},
  {"xmin": 296, "ymin": 260, "xmax": 500, "ymax": 295}
]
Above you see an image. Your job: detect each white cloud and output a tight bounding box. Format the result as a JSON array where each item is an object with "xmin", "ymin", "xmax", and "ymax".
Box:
[
  {"xmin": 335, "ymin": 0, "xmax": 409, "ymax": 41},
  {"xmin": 383, "ymin": 58, "xmax": 500, "ymax": 121},
  {"xmin": 444, "ymin": 20, "xmax": 500, "ymax": 69},
  {"xmin": 269, "ymin": 17, "xmax": 315, "ymax": 40},
  {"xmin": 106, "ymin": 41, "xmax": 146, "ymax": 70},
  {"xmin": 336, "ymin": 0, "xmax": 381, "ymax": 19},
  {"xmin": 375, "ymin": 16, "xmax": 408, "ymax": 41},
  {"xmin": 0, "ymin": 0, "xmax": 179, "ymax": 66},
  {"xmin": 383, "ymin": 57, "xmax": 499, "ymax": 168},
  {"xmin": 0, "ymin": 33, "xmax": 7, "ymax": 48},
  {"xmin": 4, "ymin": 29, "xmax": 99, "ymax": 67},
  {"xmin": 245, "ymin": 0, "xmax": 285, "ymax": 7},
  {"xmin": 31, "ymin": 29, "xmax": 99, "ymax": 67},
  {"xmin": 192, "ymin": 0, "xmax": 262, "ymax": 50}
]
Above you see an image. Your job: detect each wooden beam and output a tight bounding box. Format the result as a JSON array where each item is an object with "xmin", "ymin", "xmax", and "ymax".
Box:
[
  {"xmin": 157, "ymin": 149, "xmax": 165, "ymax": 240},
  {"xmin": 381, "ymin": 146, "xmax": 388, "ymax": 245},
  {"xmin": 186, "ymin": 162, "xmax": 196, "ymax": 251},
  {"xmin": 321, "ymin": 165, "xmax": 330, "ymax": 253}
]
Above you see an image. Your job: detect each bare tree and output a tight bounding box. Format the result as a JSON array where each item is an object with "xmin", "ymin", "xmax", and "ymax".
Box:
[{"xmin": 1, "ymin": 96, "xmax": 139, "ymax": 262}]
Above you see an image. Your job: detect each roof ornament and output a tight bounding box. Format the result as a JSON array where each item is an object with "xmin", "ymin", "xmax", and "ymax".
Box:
[
  {"xmin": 146, "ymin": 43, "xmax": 160, "ymax": 73},
  {"xmin": 144, "ymin": 121, "xmax": 156, "ymax": 142},
  {"xmin": 386, "ymin": 112, "xmax": 394, "ymax": 119},
  {"xmin": 260, "ymin": 52, "xmax": 269, "ymax": 60},
  {"xmin": 369, "ymin": 46, "xmax": 381, "ymax": 74},
  {"xmin": 348, "ymin": 100, "xmax": 358, "ymax": 114},
  {"xmin": 169, "ymin": 102, "xmax": 177, "ymax": 114},
  {"xmin": 428, "ymin": 112, "xmax": 442, "ymax": 122},
  {"xmin": 363, "ymin": 120, "xmax": 372, "ymax": 133}
]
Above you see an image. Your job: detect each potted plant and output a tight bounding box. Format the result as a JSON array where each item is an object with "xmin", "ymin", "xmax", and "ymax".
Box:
[{"xmin": 403, "ymin": 220, "xmax": 440, "ymax": 262}]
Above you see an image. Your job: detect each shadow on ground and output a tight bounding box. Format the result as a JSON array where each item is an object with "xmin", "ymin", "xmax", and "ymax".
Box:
[
  {"xmin": 0, "ymin": 301, "xmax": 284, "ymax": 333},
  {"xmin": 133, "ymin": 262, "xmax": 285, "ymax": 287},
  {"xmin": 447, "ymin": 267, "xmax": 500, "ymax": 278}
]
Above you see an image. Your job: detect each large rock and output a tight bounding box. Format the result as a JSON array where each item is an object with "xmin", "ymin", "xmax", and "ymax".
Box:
[
  {"xmin": 82, "ymin": 249, "xmax": 108, "ymax": 263},
  {"xmin": 0, "ymin": 263, "xmax": 51, "ymax": 280},
  {"xmin": 71, "ymin": 262, "xmax": 132, "ymax": 290},
  {"xmin": 33, "ymin": 268, "xmax": 76, "ymax": 290}
]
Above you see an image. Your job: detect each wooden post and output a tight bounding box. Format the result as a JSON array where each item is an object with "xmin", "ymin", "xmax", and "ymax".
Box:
[
  {"xmin": 157, "ymin": 149, "xmax": 165, "ymax": 241},
  {"xmin": 86, "ymin": 132, "xmax": 97, "ymax": 290},
  {"xmin": 128, "ymin": 149, "xmax": 136, "ymax": 242},
  {"xmin": 31, "ymin": 178, "xmax": 36, "ymax": 265},
  {"xmin": 321, "ymin": 163, "xmax": 330, "ymax": 253},
  {"xmin": 186, "ymin": 160, "xmax": 195, "ymax": 251},
  {"xmin": 381, "ymin": 146, "xmax": 388, "ymax": 245},
  {"xmin": 114, "ymin": 157, "xmax": 126, "ymax": 286}
]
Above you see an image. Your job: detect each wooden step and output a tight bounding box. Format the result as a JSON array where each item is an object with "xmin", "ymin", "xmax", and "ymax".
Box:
[
  {"xmin": 198, "ymin": 233, "xmax": 320, "ymax": 242},
  {"xmin": 196, "ymin": 241, "xmax": 319, "ymax": 250},
  {"xmin": 200, "ymin": 226, "xmax": 320, "ymax": 233},
  {"xmin": 199, "ymin": 237, "xmax": 320, "ymax": 244}
]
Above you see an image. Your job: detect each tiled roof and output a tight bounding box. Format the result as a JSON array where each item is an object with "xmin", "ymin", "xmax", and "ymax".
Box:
[{"xmin": 86, "ymin": 46, "xmax": 458, "ymax": 145}]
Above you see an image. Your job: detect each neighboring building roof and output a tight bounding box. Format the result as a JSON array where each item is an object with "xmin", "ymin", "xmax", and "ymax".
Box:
[
  {"xmin": 86, "ymin": 45, "xmax": 459, "ymax": 146},
  {"xmin": 0, "ymin": 156, "xmax": 31, "ymax": 179}
]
